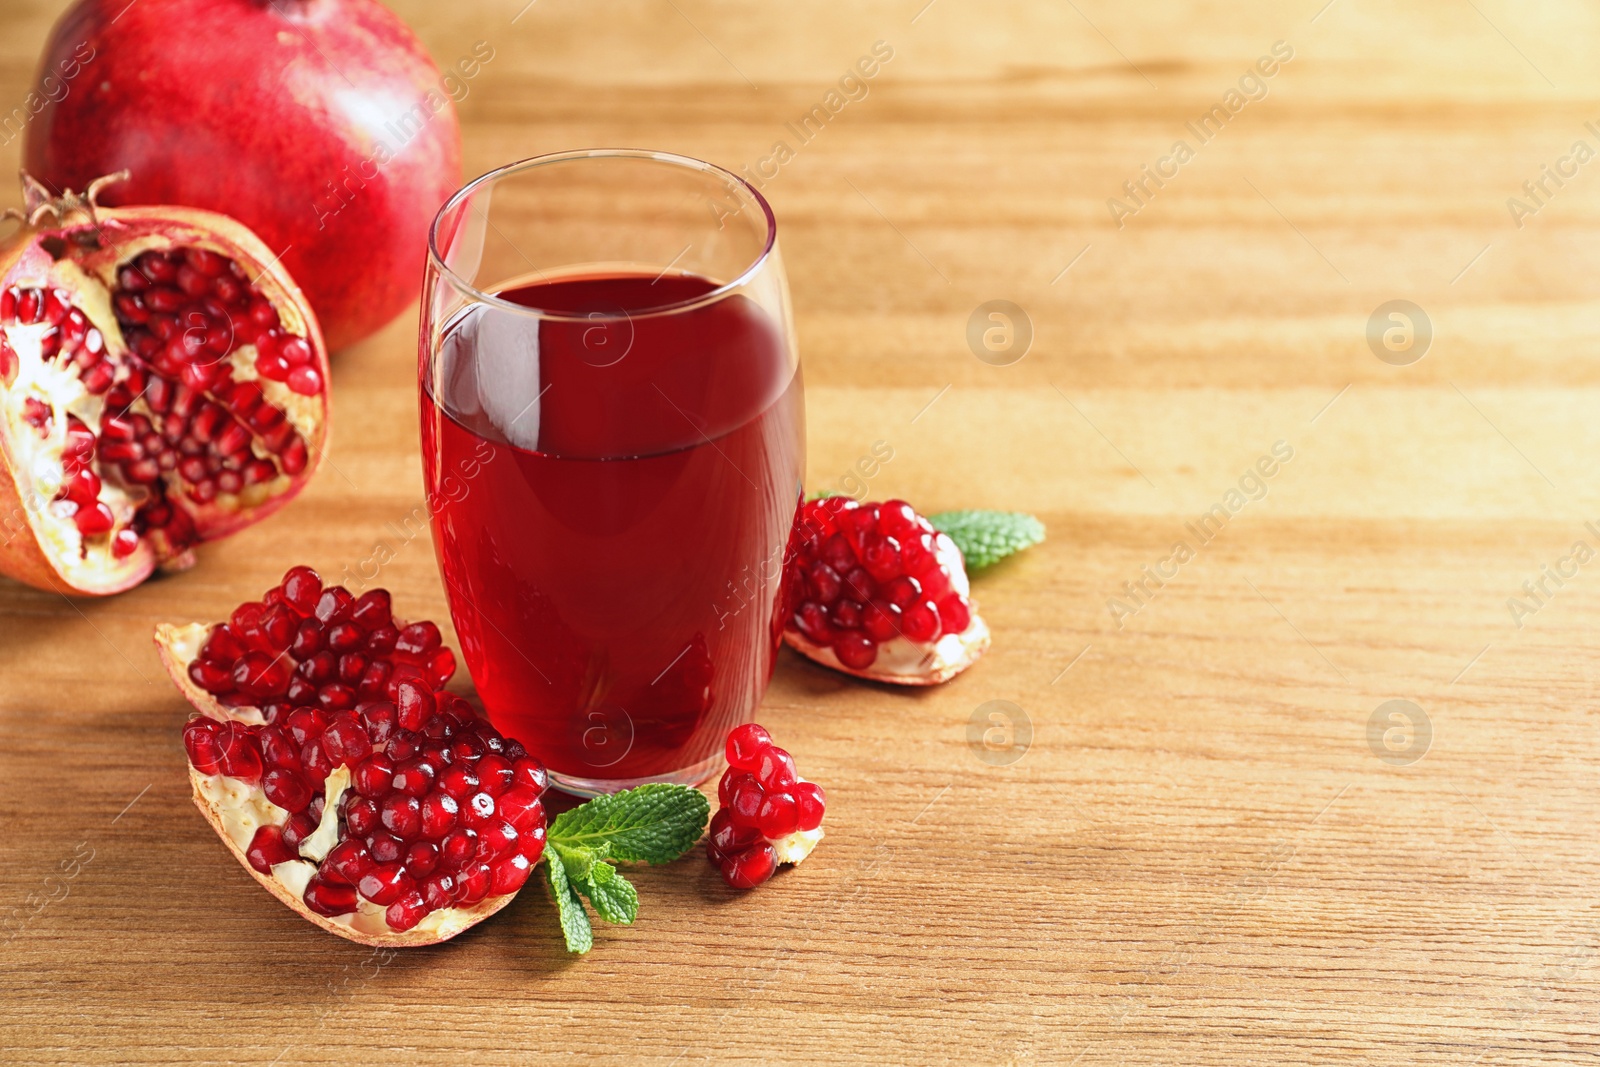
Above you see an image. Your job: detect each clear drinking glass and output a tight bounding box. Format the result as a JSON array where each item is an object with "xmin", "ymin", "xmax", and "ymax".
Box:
[{"xmin": 419, "ymin": 150, "xmax": 804, "ymax": 796}]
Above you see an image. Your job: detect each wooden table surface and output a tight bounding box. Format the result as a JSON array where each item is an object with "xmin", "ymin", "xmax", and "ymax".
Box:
[{"xmin": 4, "ymin": 1, "xmax": 1600, "ymax": 1063}]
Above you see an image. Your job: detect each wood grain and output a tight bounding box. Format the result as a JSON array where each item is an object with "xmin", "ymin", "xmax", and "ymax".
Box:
[{"xmin": 3, "ymin": 1, "xmax": 1600, "ymax": 1063}]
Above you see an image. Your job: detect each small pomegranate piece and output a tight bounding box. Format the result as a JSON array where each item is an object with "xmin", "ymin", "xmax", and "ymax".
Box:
[
  {"xmin": 0, "ymin": 173, "xmax": 329, "ymax": 596},
  {"xmin": 782, "ymin": 498, "xmax": 990, "ymax": 685},
  {"xmin": 159, "ymin": 569, "xmax": 546, "ymax": 947},
  {"xmin": 709, "ymin": 723, "xmax": 826, "ymax": 889}
]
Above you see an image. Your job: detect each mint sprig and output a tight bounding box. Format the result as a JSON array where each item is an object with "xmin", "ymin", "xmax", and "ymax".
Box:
[
  {"xmin": 540, "ymin": 783, "xmax": 710, "ymax": 954},
  {"xmin": 929, "ymin": 509, "xmax": 1045, "ymax": 570}
]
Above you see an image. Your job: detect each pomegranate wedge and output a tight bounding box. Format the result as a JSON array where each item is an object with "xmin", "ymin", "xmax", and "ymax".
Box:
[
  {"xmin": 157, "ymin": 568, "xmax": 546, "ymax": 946},
  {"xmin": 0, "ymin": 173, "xmax": 329, "ymax": 595},
  {"xmin": 783, "ymin": 497, "xmax": 990, "ymax": 685}
]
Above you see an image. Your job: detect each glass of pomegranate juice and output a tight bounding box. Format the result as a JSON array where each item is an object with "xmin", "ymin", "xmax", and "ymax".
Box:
[{"xmin": 420, "ymin": 150, "xmax": 804, "ymax": 796}]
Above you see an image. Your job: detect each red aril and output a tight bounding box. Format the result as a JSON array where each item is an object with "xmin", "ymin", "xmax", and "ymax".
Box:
[
  {"xmin": 709, "ymin": 723, "xmax": 825, "ymax": 889},
  {"xmin": 25, "ymin": 0, "xmax": 463, "ymax": 351},
  {"xmin": 782, "ymin": 498, "xmax": 990, "ymax": 685},
  {"xmin": 0, "ymin": 175, "xmax": 328, "ymax": 596},
  {"xmin": 159, "ymin": 568, "xmax": 547, "ymax": 946}
]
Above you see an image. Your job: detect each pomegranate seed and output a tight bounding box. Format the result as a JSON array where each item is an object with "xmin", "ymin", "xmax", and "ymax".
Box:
[
  {"xmin": 794, "ymin": 781, "xmax": 826, "ymax": 831},
  {"xmin": 258, "ymin": 727, "xmax": 301, "ymax": 772},
  {"xmin": 301, "ymin": 738, "xmax": 333, "ymax": 781},
  {"xmin": 392, "ymin": 759, "xmax": 436, "ymax": 798},
  {"xmin": 395, "ymin": 681, "xmax": 435, "ymax": 731},
  {"xmin": 937, "ymin": 594, "xmax": 971, "ymax": 634},
  {"xmin": 476, "ymin": 755, "xmax": 514, "ymax": 796},
  {"xmin": 362, "ymin": 701, "xmax": 398, "ymax": 743},
  {"xmin": 422, "ymin": 873, "xmax": 455, "ymax": 911},
  {"xmin": 386, "ymin": 732, "xmax": 420, "ymax": 762},
  {"xmin": 262, "ymin": 768, "xmax": 313, "ymax": 812},
  {"xmin": 833, "ymin": 633, "xmax": 876, "ymax": 670},
  {"xmin": 441, "ymin": 828, "xmax": 478, "ymax": 869},
  {"xmin": 454, "ymin": 862, "xmax": 492, "ymax": 905},
  {"xmin": 368, "ymin": 831, "xmax": 403, "ymax": 863},
  {"xmin": 404, "ymin": 841, "xmax": 440, "ymax": 878},
  {"xmin": 496, "ymin": 788, "xmax": 544, "ymax": 833},
  {"xmin": 862, "ymin": 601, "xmax": 901, "ymax": 643},
  {"xmin": 902, "ymin": 601, "xmax": 941, "ymax": 642},
  {"xmin": 285, "ymin": 706, "xmax": 328, "ymax": 746},
  {"xmin": 438, "ymin": 765, "xmax": 478, "ymax": 799},
  {"xmin": 380, "ymin": 794, "xmax": 423, "ymax": 837},
  {"xmin": 183, "ymin": 718, "xmax": 226, "ymax": 775},
  {"xmin": 323, "ymin": 839, "xmax": 374, "ymax": 886},
  {"xmin": 357, "ymin": 863, "xmax": 409, "ymax": 906},
  {"xmin": 510, "ymin": 758, "xmax": 548, "ymax": 794},
  {"xmin": 209, "ymin": 720, "xmax": 261, "ymax": 780},
  {"xmin": 245, "ymin": 824, "xmax": 296, "ymax": 874},
  {"xmin": 353, "ymin": 754, "xmax": 394, "ymax": 798},
  {"xmin": 232, "ymin": 652, "xmax": 289, "ymax": 697},
  {"xmin": 726, "ymin": 723, "xmax": 772, "ymax": 770},
  {"xmin": 350, "ymin": 589, "xmax": 392, "ymax": 630},
  {"xmin": 395, "ymin": 622, "xmax": 441, "ymax": 656},
  {"xmin": 420, "ymin": 792, "xmax": 459, "ymax": 839},
  {"xmin": 331, "ymin": 793, "xmax": 371, "ymax": 837},
  {"xmin": 304, "ymin": 877, "xmax": 358, "ymax": 916},
  {"xmin": 317, "ymin": 683, "xmax": 356, "ymax": 711},
  {"xmin": 490, "ymin": 852, "xmax": 533, "ymax": 895},
  {"xmin": 722, "ymin": 843, "xmax": 777, "ymax": 889},
  {"xmin": 385, "ymin": 890, "xmax": 429, "ymax": 931},
  {"xmin": 756, "ymin": 792, "xmax": 800, "ymax": 839},
  {"xmin": 287, "ymin": 365, "xmax": 323, "ymax": 395},
  {"xmin": 327, "ymin": 621, "xmax": 363, "ymax": 653},
  {"xmin": 730, "ymin": 779, "xmax": 763, "ymax": 822},
  {"xmin": 280, "ymin": 435, "xmax": 309, "ymax": 474},
  {"xmin": 479, "ymin": 818, "xmax": 518, "ymax": 855}
]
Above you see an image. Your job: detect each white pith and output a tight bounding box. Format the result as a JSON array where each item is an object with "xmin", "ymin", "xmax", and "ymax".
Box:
[
  {"xmin": 166, "ymin": 623, "xmax": 507, "ymax": 941},
  {"xmin": 1, "ymin": 233, "xmax": 322, "ymax": 580},
  {"xmin": 2, "ymin": 258, "xmax": 148, "ymax": 585}
]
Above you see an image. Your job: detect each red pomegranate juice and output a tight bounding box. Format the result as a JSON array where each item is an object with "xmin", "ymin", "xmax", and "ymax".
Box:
[{"xmin": 421, "ymin": 272, "xmax": 804, "ymax": 789}]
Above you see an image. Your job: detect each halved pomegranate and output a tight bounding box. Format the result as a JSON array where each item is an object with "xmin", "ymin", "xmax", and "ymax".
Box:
[
  {"xmin": 156, "ymin": 567, "xmax": 546, "ymax": 946},
  {"xmin": 783, "ymin": 497, "xmax": 990, "ymax": 685},
  {"xmin": 0, "ymin": 173, "xmax": 328, "ymax": 595}
]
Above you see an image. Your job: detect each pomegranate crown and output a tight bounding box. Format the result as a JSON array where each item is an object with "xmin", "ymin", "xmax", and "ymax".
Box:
[{"xmin": 5, "ymin": 170, "xmax": 130, "ymax": 232}]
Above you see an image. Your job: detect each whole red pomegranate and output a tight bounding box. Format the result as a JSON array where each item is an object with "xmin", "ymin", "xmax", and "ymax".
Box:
[{"xmin": 25, "ymin": 0, "xmax": 464, "ymax": 351}]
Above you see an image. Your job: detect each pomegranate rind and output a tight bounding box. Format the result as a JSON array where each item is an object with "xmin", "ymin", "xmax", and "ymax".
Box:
[
  {"xmin": 0, "ymin": 205, "xmax": 330, "ymax": 595},
  {"xmin": 156, "ymin": 624, "xmax": 516, "ymax": 948},
  {"xmin": 184, "ymin": 765, "xmax": 515, "ymax": 948},
  {"xmin": 782, "ymin": 612, "xmax": 992, "ymax": 686}
]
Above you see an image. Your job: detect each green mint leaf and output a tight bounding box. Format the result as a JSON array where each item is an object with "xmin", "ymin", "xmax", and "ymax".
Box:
[
  {"xmin": 807, "ymin": 489, "xmax": 848, "ymax": 501},
  {"xmin": 550, "ymin": 839, "xmax": 609, "ymax": 882},
  {"xmin": 575, "ymin": 868, "xmax": 639, "ymax": 926},
  {"xmin": 929, "ymin": 509, "xmax": 1046, "ymax": 571},
  {"xmin": 543, "ymin": 849, "xmax": 593, "ymax": 955},
  {"xmin": 548, "ymin": 783, "xmax": 710, "ymax": 865}
]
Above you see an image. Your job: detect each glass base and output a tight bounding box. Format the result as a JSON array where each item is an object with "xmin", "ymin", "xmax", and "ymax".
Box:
[{"xmin": 549, "ymin": 750, "xmax": 724, "ymax": 798}]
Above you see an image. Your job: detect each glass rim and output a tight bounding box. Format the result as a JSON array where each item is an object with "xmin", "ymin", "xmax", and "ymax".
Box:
[{"xmin": 426, "ymin": 148, "xmax": 778, "ymax": 322}]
